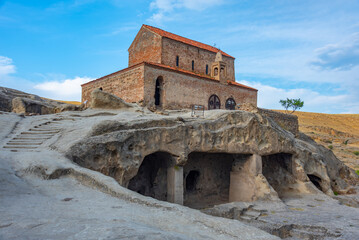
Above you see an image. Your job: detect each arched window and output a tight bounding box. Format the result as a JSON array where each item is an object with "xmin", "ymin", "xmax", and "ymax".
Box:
[
  {"xmin": 225, "ymin": 98, "xmax": 236, "ymax": 110},
  {"xmin": 192, "ymin": 60, "xmax": 194, "ymax": 71},
  {"xmin": 176, "ymin": 56, "xmax": 179, "ymax": 67},
  {"xmin": 99, "ymin": 87, "xmax": 103, "ymax": 91},
  {"xmin": 208, "ymin": 94, "xmax": 220, "ymax": 110},
  {"xmin": 214, "ymin": 67, "xmax": 218, "ymax": 76},
  {"xmin": 206, "ymin": 65, "xmax": 209, "ymax": 75}
]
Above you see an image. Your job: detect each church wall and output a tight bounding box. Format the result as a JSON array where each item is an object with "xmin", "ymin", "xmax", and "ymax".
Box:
[
  {"xmin": 161, "ymin": 38, "xmax": 235, "ymax": 82},
  {"xmin": 81, "ymin": 64, "xmax": 145, "ymax": 104},
  {"xmin": 128, "ymin": 27, "xmax": 162, "ymax": 67},
  {"xmin": 143, "ymin": 65, "xmax": 257, "ymax": 109}
]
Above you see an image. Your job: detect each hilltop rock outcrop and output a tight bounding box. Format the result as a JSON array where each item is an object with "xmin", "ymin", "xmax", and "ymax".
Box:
[
  {"xmin": 66, "ymin": 110, "xmax": 359, "ymax": 207},
  {"xmin": 0, "ymin": 86, "xmax": 82, "ymax": 114},
  {"xmin": 2, "ymin": 106, "xmax": 358, "ymax": 239}
]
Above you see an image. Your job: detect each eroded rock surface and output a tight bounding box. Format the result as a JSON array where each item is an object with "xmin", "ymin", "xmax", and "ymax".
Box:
[
  {"xmin": 67, "ymin": 110, "xmax": 358, "ymax": 202},
  {"xmin": 0, "ymin": 86, "xmax": 82, "ymax": 114},
  {"xmin": 0, "ymin": 111, "xmax": 279, "ymax": 240},
  {"xmin": 203, "ymin": 193, "xmax": 359, "ymax": 240},
  {"xmin": 90, "ymin": 88, "xmax": 134, "ymax": 109},
  {"xmin": 2, "ymin": 107, "xmax": 358, "ymax": 239}
]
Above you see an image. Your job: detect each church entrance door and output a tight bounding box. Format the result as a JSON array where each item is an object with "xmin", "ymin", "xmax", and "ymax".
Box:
[
  {"xmin": 155, "ymin": 77, "xmax": 163, "ymax": 106},
  {"xmin": 208, "ymin": 94, "xmax": 220, "ymax": 110}
]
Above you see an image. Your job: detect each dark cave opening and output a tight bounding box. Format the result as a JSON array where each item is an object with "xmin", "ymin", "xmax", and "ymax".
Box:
[
  {"xmin": 183, "ymin": 152, "xmax": 234, "ymax": 209},
  {"xmin": 186, "ymin": 170, "xmax": 200, "ymax": 192},
  {"xmin": 308, "ymin": 174, "xmax": 323, "ymax": 191},
  {"xmin": 262, "ymin": 153, "xmax": 294, "ymax": 198},
  {"xmin": 128, "ymin": 152, "xmax": 171, "ymax": 201}
]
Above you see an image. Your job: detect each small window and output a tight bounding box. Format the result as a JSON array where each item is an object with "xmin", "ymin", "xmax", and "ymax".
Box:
[
  {"xmin": 225, "ymin": 98, "xmax": 236, "ymax": 110},
  {"xmin": 176, "ymin": 56, "xmax": 179, "ymax": 67},
  {"xmin": 206, "ymin": 65, "xmax": 208, "ymax": 75},
  {"xmin": 192, "ymin": 60, "xmax": 194, "ymax": 71}
]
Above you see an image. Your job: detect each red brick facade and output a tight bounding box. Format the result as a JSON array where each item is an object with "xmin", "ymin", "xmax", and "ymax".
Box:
[
  {"xmin": 161, "ymin": 37, "xmax": 235, "ymax": 81},
  {"xmin": 82, "ymin": 25, "xmax": 258, "ymax": 110},
  {"xmin": 128, "ymin": 27, "xmax": 162, "ymax": 67},
  {"xmin": 82, "ymin": 64, "xmax": 145, "ymax": 103}
]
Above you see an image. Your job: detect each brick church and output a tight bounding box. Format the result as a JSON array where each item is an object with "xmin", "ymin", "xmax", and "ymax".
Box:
[{"xmin": 81, "ymin": 25, "xmax": 257, "ymax": 110}]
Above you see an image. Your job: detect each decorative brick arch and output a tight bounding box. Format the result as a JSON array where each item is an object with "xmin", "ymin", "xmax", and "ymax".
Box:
[{"xmin": 225, "ymin": 98, "xmax": 236, "ymax": 110}]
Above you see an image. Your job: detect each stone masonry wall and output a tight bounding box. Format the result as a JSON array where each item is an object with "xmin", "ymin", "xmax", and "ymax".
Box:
[
  {"xmin": 128, "ymin": 27, "xmax": 162, "ymax": 67},
  {"xmin": 161, "ymin": 38, "xmax": 235, "ymax": 82},
  {"xmin": 143, "ymin": 65, "xmax": 257, "ymax": 110},
  {"xmin": 81, "ymin": 64, "xmax": 145, "ymax": 104},
  {"xmin": 258, "ymin": 108, "xmax": 299, "ymax": 136}
]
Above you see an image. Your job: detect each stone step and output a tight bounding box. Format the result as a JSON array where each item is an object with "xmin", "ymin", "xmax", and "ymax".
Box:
[
  {"xmin": 243, "ymin": 210, "xmax": 261, "ymax": 218},
  {"xmin": 9, "ymin": 139, "xmax": 44, "ymax": 142},
  {"xmin": 8, "ymin": 150, "xmax": 40, "ymax": 152},
  {"xmin": 7, "ymin": 142, "xmax": 42, "ymax": 146},
  {"xmin": 3, "ymin": 146, "xmax": 38, "ymax": 149},
  {"xmin": 239, "ymin": 215, "xmax": 253, "ymax": 221},
  {"xmin": 12, "ymin": 137, "xmax": 51, "ymax": 140},
  {"xmin": 29, "ymin": 128, "xmax": 60, "ymax": 132},
  {"xmin": 20, "ymin": 132, "xmax": 57, "ymax": 135},
  {"xmin": 38, "ymin": 123, "xmax": 61, "ymax": 126},
  {"xmin": 8, "ymin": 142, "xmax": 43, "ymax": 145}
]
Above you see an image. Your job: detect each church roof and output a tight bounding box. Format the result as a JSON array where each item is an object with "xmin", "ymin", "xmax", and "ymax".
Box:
[{"xmin": 143, "ymin": 25, "xmax": 235, "ymax": 59}]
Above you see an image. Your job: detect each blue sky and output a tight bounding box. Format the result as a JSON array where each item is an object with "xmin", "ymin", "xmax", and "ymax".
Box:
[{"xmin": 1, "ymin": 0, "xmax": 359, "ymax": 113}]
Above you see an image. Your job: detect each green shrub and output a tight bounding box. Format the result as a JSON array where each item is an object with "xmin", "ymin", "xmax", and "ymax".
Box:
[
  {"xmin": 355, "ymin": 170, "xmax": 359, "ymax": 176},
  {"xmin": 328, "ymin": 145, "xmax": 333, "ymax": 150},
  {"xmin": 353, "ymin": 151, "xmax": 359, "ymax": 156},
  {"xmin": 333, "ymin": 191, "xmax": 339, "ymax": 196},
  {"xmin": 343, "ymin": 139, "xmax": 349, "ymax": 145}
]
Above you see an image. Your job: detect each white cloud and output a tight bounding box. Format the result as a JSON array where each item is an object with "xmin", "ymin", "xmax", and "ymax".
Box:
[
  {"xmin": 34, "ymin": 76, "xmax": 93, "ymax": 101},
  {"xmin": 310, "ymin": 33, "xmax": 359, "ymax": 71},
  {"xmin": 181, "ymin": 0, "xmax": 223, "ymax": 10},
  {"xmin": 148, "ymin": 0, "xmax": 223, "ymax": 24},
  {"xmin": 150, "ymin": 0, "xmax": 177, "ymax": 12},
  {"xmin": 148, "ymin": 12, "xmax": 168, "ymax": 25},
  {"xmin": 238, "ymin": 80, "xmax": 356, "ymax": 113},
  {"xmin": 0, "ymin": 56, "xmax": 16, "ymax": 77}
]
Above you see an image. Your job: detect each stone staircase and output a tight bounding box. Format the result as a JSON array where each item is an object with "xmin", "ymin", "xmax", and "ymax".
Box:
[
  {"xmin": 3, "ymin": 120, "xmax": 62, "ymax": 151},
  {"xmin": 238, "ymin": 207, "xmax": 264, "ymax": 221}
]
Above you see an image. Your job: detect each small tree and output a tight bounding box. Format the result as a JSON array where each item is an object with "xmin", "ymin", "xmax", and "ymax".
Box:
[{"xmin": 279, "ymin": 98, "xmax": 304, "ymax": 113}]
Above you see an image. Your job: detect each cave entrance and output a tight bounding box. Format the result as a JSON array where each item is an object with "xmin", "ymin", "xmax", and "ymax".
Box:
[
  {"xmin": 183, "ymin": 152, "xmax": 251, "ymax": 209},
  {"xmin": 128, "ymin": 152, "xmax": 171, "ymax": 201},
  {"xmin": 262, "ymin": 153, "xmax": 294, "ymax": 198},
  {"xmin": 308, "ymin": 174, "xmax": 323, "ymax": 191},
  {"xmin": 186, "ymin": 170, "xmax": 200, "ymax": 192}
]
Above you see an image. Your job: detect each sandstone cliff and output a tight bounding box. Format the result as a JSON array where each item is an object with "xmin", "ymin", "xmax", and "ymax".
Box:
[
  {"xmin": 66, "ymin": 110, "xmax": 358, "ymax": 203},
  {"xmin": 2, "ymin": 104, "xmax": 359, "ymax": 239}
]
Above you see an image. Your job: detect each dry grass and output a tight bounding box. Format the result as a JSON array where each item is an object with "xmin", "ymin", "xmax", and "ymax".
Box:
[
  {"xmin": 275, "ymin": 110, "xmax": 359, "ymax": 170},
  {"xmin": 287, "ymin": 111, "xmax": 359, "ymax": 136},
  {"xmin": 56, "ymin": 100, "xmax": 81, "ymax": 105},
  {"xmin": 41, "ymin": 97, "xmax": 81, "ymax": 105}
]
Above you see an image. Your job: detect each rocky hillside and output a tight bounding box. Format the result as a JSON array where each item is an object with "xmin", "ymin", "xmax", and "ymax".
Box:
[
  {"xmin": 1, "ymin": 89, "xmax": 359, "ymax": 239},
  {"xmin": 0, "ymin": 86, "xmax": 81, "ymax": 115},
  {"xmin": 275, "ymin": 110, "xmax": 359, "ymax": 171}
]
